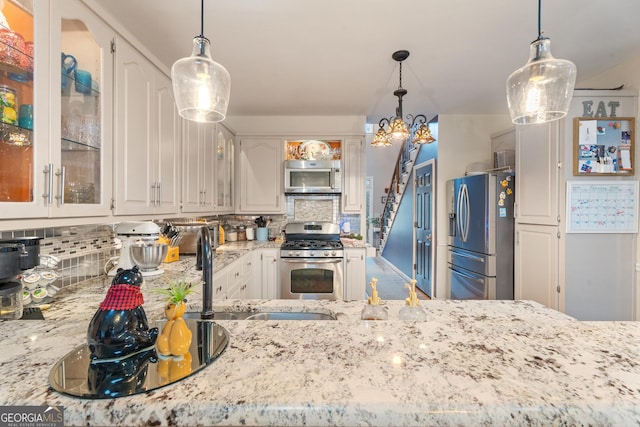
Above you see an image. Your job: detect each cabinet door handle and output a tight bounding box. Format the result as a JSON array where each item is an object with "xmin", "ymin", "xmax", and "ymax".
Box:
[
  {"xmin": 151, "ymin": 183, "xmax": 156, "ymax": 205},
  {"xmin": 156, "ymin": 182, "xmax": 161, "ymax": 206},
  {"xmin": 42, "ymin": 164, "xmax": 53, "ymax": 205},
  {"xmin": 55, "ymin": 166, "xmax": 66, "ymax": 206}
]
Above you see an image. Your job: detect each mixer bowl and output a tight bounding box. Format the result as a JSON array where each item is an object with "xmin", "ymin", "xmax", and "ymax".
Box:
[{"xmin": 130, "ymin": 243, "xmax": 168, "ymax": 272}]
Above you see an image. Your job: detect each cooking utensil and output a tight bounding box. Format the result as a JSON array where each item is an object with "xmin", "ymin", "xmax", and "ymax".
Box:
[
  {"xmin": 0, "ymin": 243, "xmax": 27, "ymax": 281},
  {"xmin": 0, "ymin": 237, "xmax": 41, "ymax": 269},
  {"xmin": 255, "ymin": 216, "xmax": 269, "ymax": 228}
]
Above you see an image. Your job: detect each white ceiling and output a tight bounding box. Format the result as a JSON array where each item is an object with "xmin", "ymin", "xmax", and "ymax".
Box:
[{"xmin": 94, "ymin": 0, "xmax": 640, "ymax": 125}]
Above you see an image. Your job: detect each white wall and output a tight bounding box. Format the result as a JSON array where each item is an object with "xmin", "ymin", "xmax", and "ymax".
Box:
[{"xmin": 433, "ymin": 114, "xmax": 513, "ymax": 299}]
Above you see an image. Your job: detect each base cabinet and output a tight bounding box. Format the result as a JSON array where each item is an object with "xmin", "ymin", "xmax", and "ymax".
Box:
[
  {"xmin": 344, "ymin": 247, "xmax": 366, "ymax": 300},
  {"xmin": 515, "ymin": 223, "xmax": 559, "ymax": 310},
  {"xmin": 259, "ymin": 248, "xmax": 280, "ymax": 299},
  {"xmin": 226, "ymin": 253, "xmax": 253, "ymax": 299}
]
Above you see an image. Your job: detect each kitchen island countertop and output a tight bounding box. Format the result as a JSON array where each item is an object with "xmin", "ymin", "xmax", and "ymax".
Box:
[{"xmin": 1, "ymin": 258, "xmax": 639, "ymax": 426}]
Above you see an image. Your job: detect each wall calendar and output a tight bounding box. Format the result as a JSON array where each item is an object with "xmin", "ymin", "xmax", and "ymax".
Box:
[{"xmin": 566, "ymin": 181, "xmax": 638, "ymax": 233}]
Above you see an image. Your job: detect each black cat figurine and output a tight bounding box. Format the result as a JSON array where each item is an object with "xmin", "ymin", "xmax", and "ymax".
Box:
[{"xmin": 87, "ymin": 266, "xmax": 158, "ymax": 360}]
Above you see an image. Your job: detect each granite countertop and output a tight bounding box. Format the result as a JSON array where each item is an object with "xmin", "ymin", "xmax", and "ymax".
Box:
[{"xmin": 1, "ymin": 252, "xmax": 640, "ymax": 426}]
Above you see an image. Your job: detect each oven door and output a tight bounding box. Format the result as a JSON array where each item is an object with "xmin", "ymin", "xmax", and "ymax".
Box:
[{"xmin": 280, "ymin": 258, "xmax": 343, "ymax": 300}]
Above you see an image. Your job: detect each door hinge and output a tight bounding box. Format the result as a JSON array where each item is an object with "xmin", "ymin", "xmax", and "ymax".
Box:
[
  {"xmin": 556, "ymin": 285, "xmax": 561, "ymax": 293},
  {"xmin": 110, "ymin": 198, "xmax": 115, "ymax": 210},
  {"xmin": 557, "ymin": 215, "xmax": 561, "ymax": 224},
  {"xmin": 110, "ymin": 39, "xmax": 116, "ymax": 54},
  {"xmin": 557, "ymin": 230, "xmax": 561, "ymax": 239}
]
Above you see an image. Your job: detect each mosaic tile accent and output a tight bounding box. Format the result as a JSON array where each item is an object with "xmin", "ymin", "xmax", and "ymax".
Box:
[{"xmin": 293, "ymin": 198, "xmax": 333, "ymax": 221}]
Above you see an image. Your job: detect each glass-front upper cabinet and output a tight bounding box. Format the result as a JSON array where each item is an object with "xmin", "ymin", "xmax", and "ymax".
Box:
[
  {"xmin": 0, "ymin": 0, "xmax": 35, "ymax": 206},
  {"xmin": 51, "ymin": 0, "xmax": 113, "ymax": 217},
  {"xmin": 0, "ymin": 0, "xmax": 113, "ymax": 220},
  {"xmin": 214, "ymin": 125, "xmax": 234, "ymax": 213}
]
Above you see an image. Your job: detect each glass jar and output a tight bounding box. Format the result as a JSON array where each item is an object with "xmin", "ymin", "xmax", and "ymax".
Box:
[{"xmin": 0, "ymin": 281, "xmax": 23, "ymax": 320}]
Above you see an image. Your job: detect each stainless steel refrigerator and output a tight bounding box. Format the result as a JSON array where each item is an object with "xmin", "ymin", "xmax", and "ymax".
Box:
[{"xmin": 447, "ymin": 172, "xmax": 515, "ymax": 300}]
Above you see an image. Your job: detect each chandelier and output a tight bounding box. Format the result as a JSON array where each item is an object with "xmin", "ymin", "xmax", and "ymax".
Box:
[
  {"xmin": 371, "ymin": 50, "xmax": 435, "ymax": 147},
  {"xmin": 171, "ymin": 0, "xmax": 231, "ymax": 123},
  {"xmin": 506, "ymin": 0, "xmax": 576, "ymax": 125}
]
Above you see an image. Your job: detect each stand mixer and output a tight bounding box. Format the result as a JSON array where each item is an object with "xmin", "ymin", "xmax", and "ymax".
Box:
[{"xmin": 107, "ymin": 222, "xmax": 162, "ymax": 277}]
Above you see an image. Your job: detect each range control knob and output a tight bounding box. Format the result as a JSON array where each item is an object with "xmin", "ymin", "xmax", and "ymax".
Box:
[
  {"xmin": 309, "ymin": 251, "xmax": 314, "ymax": 257},
  {"xmin": 331, "ymin": 251, "xmax": 337, "ymax": 257},
  {"xmin": 324, "ymin": 251, "xmax": 330, "ymax": 256}
]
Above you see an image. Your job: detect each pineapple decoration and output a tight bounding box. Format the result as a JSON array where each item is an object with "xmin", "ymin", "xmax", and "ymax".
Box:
[{"xmin": 155, "ymin": 280, "xmax": 196, "ymax": 358}]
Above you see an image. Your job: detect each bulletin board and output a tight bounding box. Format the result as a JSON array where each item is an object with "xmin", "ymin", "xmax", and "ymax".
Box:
[{"xmin": 566, "ymin": 181, "xmax": 638, "ymax": 233}]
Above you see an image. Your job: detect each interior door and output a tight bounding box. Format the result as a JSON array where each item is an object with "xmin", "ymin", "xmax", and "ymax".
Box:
[{"xmin": 415, "ymin": 162, "xmax": 434, "ymax": 297}]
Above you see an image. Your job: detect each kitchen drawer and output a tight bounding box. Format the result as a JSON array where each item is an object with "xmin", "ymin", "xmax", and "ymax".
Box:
[{"xmin": 448, "ymin": 247, "xmax": 496, "ymax": 276}]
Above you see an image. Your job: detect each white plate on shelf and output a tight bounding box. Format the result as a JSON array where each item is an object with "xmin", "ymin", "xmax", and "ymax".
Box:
[{"xmin": 298, "ymin": 140, "xmax": 331, "ymax": 160}]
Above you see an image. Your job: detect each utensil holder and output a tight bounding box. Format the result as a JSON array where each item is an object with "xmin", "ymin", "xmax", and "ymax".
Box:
[
  {"xmin": 256, "ymin": 227, "xmax": 268, "ymax": 241},
  {"xmin": 164, "ymin": 246, "xmax": 179, "ymax": 263}
]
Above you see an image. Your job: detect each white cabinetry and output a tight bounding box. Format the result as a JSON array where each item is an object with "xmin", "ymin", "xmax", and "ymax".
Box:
[
  {"xmin": 259, "ymin": 248, "xmax": 280, "ymax": 299},
  {"xmin": 213, "ymin": 124, "xmax": 234, "ymax": 213},
  {"xmin": 344, "ymin": 247, "xmax": 366, "ymax": 300},
  {"xmin": 237, "ymin": 139, "xmax": 284, "ymax": 214},
  {"xmin": 1, "ymin": 0, "xmax": 113, "ymax": 220},
  {"xmin": 342, "ymin": 138, "xmax": 364, "ymax": 213},
  {"xmin": 226, "ymin": 252, "xmax": 253, "ymax": 299},
  {"xmin": 113, "ymin": 38, "xmax": 180, "ymax": 215},
  {"xmin": 515, "ymin": 122, "xmax": 560, "ymax": 226},
  {"xmin": 514, "ymin": 223, "xmax": 559, "ymax": 308},
  {"xmin": 182, "ymin": 121, "xmax": 216, "ymax": 213},
  {"xmin": 514, "ymin": 121, "xmax": 562, "ymax": 311}
]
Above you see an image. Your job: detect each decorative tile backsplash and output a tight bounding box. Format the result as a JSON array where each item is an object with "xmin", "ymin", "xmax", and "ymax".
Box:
[
  {"xmin": 1, "ymin": 225, "xmax": 117, "ymax": 287},
  {"xmin": 1, "ymin": 197, "xmax": 362, "ymax": 287}
]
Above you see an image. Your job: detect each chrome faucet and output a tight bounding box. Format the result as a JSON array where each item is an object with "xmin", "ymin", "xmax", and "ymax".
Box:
[{"xmin": 196, "ymin": 226, "xmax": 215, "ymax": 319}]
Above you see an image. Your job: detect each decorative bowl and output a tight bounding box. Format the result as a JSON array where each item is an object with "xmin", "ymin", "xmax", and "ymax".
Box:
[{"xmin": 130, "ymin": 243, "xmax": 168, "ymax": 272}]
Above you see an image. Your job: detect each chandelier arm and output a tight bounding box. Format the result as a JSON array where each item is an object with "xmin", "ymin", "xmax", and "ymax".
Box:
[
  {"xmin": 407, "ymin": 114, "xmax": 427, "ymax": 128},
  {"xmin": 378, "ymin": 117, "xmax": 391, "ymax": 128}
]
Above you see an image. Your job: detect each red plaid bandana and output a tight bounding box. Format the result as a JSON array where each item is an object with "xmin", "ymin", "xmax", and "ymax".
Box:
[{"xmin": 99, "ymin": 284, "xmax": 145, "ymax": 311}]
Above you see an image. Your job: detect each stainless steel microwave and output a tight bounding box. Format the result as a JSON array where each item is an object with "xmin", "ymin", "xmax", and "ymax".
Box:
[{"xmin": 284, "ymin": 160, "xmax": 341, "ymax": 194}]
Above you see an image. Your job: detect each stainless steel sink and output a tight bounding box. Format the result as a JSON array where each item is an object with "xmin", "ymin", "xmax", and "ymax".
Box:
[
  {"xmin": 245, "ymin": 312, "xmax": 335, "ymax": 320},
  {"xmin": 183, "ymin": 311, "xmax": 336, "ymax": 321},
  {"xmin": 183, "ymin": 311, "xmax": 239, "ymax": 320}
]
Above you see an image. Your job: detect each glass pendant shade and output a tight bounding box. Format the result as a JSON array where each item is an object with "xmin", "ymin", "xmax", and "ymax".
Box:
[
  {"xmin": 506, "ymin": 38, "xmax": 576, "ymax": 125},
  {"xmin": 172, "ymin": 37, "xmax": 231, "ymax": 123},
  {"xmin": 388, "ymin": 118, "xmax": 410, "ymax": 141},
  {"xmin": 371, "ymin": 127, "xmax": 391, "ymax": 147},
  {"xmin": 412, "ymin": 124, "xmax": 435, "ymax": 144}
]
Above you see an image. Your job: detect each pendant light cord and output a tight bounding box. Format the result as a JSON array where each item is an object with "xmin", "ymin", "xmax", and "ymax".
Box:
[
  {"xmin": 199, "ymin": 0, "xmax": 205, "ymax": 38},
  {"xmin": 537, "ymin": 0, "xmax": 542, "ymax": 40}
]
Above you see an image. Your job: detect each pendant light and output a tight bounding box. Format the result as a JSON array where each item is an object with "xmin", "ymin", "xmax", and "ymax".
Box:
[
  {"xmin": 171, "ymin": 0, "xmax": 230, "ymax": 123},
  {"xmin": 371, "ymin": 50, "xmax": 434, "ymax": 147},
  {"xmin": 506, "ymin": 0, "xmax": 576, "ymax": 125}
]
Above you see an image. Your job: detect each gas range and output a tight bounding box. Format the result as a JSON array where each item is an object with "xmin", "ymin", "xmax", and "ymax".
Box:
[
  {"xmin": 280, "ymin": 221, "xmax": 344, "ymax": 300},
  {"xmin": 280, "ymin": 222, "xmax": 343, "ymax": 259}
]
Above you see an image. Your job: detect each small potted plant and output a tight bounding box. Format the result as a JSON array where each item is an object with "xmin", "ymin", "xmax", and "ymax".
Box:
[{"xmin": 154, "ymin": 280, "xmax": 197, "ymax": 358}]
